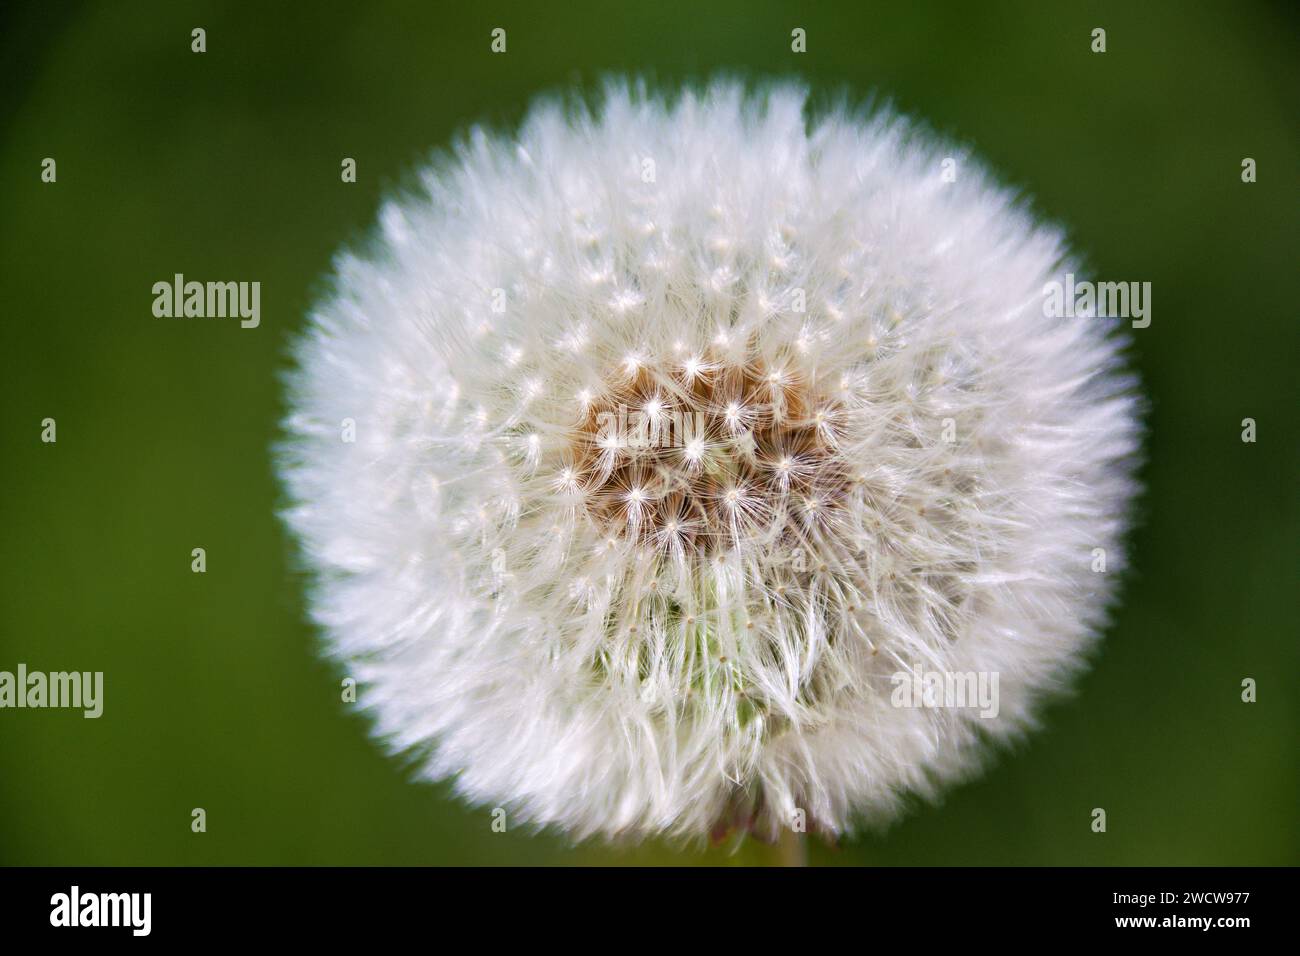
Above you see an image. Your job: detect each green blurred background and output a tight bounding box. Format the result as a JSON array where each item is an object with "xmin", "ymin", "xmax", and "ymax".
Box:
[{"xmin": 1, "ymin": 1, "xmax": 1295, "ymax": 866}]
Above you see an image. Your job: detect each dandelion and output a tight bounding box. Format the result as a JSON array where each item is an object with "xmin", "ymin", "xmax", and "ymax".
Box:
[{"xmin": 279, "ymin": 80, "xmax": 1141, "ymax": 844}]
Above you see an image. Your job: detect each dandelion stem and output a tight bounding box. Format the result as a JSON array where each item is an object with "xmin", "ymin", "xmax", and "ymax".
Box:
[{"xmin": 774, "ymin": 829, "xmax": 807, "ymax": 867}]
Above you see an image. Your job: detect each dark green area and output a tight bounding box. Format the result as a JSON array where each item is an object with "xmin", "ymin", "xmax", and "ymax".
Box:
[{"xmin": 1, "ymin": 1, "xmax": 1295, "ymax": 866}]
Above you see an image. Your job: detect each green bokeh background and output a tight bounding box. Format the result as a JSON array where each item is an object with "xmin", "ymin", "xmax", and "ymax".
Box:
[{"xmin": 1, "ymin": 1, "xmax": 1295, "ymax": 866}]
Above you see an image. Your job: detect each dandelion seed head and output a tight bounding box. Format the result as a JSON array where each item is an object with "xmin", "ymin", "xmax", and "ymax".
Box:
[{"xmin": 280, "ymin": 79, "xmax": 1141, "ymax": 843}]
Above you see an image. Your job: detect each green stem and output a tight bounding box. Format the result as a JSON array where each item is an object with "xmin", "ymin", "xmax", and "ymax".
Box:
[{"xmin": 774, "ymin": 828, "xmax": 807, "ymax": 867}]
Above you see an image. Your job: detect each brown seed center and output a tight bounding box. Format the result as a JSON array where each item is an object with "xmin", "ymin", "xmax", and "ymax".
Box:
[{"xmin": 569, "ymin": 349, "xmax": 850, "ymax": 554}]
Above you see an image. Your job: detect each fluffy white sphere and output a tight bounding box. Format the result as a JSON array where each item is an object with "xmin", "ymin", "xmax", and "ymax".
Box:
[{"xmin": 280, "ymin": 80, "xmax": 1140, "ymax": 842}]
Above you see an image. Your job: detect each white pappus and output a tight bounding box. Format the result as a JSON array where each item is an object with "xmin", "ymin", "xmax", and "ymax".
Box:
[{"xmin": 279, "ymin": 79, "xmax": 1141, "ymax": 843}]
